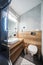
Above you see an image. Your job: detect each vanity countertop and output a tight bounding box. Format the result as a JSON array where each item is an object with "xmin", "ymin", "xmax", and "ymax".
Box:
[
  {"xmin": 9, "ymin": 38, "xmax": 24, "ymax": 50},
  {"xmin": 2, "ymin": 38, "xmax": 24, "ymax": 50}
]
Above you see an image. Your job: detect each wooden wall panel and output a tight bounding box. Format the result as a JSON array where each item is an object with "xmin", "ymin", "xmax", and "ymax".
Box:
[
  {"xmin": 18, "ymin": 31, "xmax": 41, "ymax": 41},
  {"xmin": 18, "ymin": 31, "xmax": 42, "ymax": 55}
]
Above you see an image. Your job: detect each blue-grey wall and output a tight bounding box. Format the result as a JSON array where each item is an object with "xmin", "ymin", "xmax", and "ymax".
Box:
[
  {"xmin": 41, "ymin": 0, "xmax": 43, "ymax": 57},
  {"xmin": 19, "ymin": 4, "xmax": 41, "ymax": 32}
]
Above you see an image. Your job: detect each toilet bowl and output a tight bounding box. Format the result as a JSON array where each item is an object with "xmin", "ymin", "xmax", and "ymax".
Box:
[{"xmin": 28, "ymin": 45, "xmax": 38, "ymax": 56}]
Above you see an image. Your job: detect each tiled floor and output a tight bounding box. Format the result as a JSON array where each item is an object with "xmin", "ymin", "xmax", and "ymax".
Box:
[
  {"xmin": 13, "ymin": 51, "xmax": 43, "ymax": 65},
  {"xmin": 14, "ymin": 56, "xmax": 35, "ymax": 65},
  {"xmin": 21, "ymin": 52, "xmax": 43, "ymax": 65}
]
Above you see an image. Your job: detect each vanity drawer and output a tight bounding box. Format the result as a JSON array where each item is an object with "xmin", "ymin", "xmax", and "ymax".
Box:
[
  {"xmin": 10, "ymin": 43, "xmax": 23, "ymax": 56},
  {"xmin": 10, "ymin": 45, "xmax": 23, "ymax": 63}
]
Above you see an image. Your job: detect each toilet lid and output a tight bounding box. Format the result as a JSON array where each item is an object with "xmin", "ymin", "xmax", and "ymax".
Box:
[{"xmin": 28, "ymin": 45, "xmax": 38, "ymax": 53}]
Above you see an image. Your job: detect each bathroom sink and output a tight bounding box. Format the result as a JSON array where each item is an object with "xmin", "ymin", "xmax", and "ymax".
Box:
[{"xmin": 4, "ymin": 38, "xmax": 20, "ymax": 44}]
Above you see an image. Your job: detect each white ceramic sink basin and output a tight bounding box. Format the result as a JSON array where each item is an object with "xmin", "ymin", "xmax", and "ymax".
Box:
[{"xmin": 4, "ymin": 38, "xmax": 19, "ymax": 44}]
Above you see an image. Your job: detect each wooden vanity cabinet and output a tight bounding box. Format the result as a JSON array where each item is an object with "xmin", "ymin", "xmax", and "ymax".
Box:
[{"xmin": 9, "ymin": 40, "xmax": 24, "ymax": 63}]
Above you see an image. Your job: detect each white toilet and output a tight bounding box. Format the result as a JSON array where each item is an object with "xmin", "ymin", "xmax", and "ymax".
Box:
[{"xmin": 28, "ymin": 45, "xmax": 38, "ymax": 56}]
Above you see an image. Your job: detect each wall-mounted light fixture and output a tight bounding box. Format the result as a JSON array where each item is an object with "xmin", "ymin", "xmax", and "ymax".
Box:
[{"xmin": 8, "ymin": 11, "xmax": 18, "ymax": 23}]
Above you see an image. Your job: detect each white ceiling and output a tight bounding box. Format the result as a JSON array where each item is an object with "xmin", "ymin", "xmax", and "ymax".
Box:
[{"xmin": 10, "ymin": 0, "xmax": 41, "ymax": 16}]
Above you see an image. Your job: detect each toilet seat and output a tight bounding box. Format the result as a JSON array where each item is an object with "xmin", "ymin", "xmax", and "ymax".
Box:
[{"xmin": 28, "ymin": 45, "xmax": 38, "ymax": 56}]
